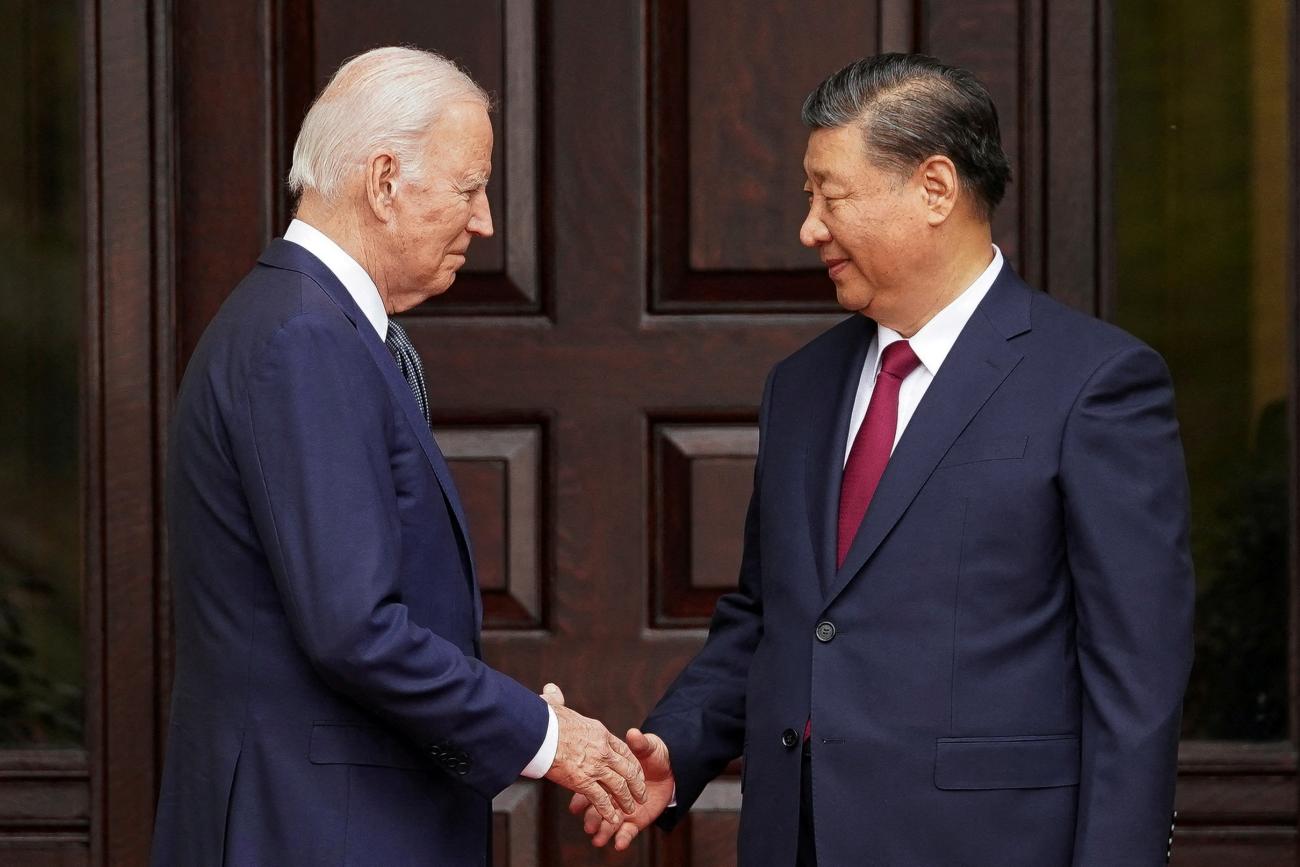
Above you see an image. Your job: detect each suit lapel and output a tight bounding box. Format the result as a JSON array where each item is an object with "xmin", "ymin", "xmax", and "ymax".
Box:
[
  {"xmin": 822, "ymin": 267, "xmax": 1033, "ymax": 608},
  {"xmin": 804, "ymin": 317, "xmax": 874, "ymax": 594},
  {"xmin": 257, "ymin": 240, "xmax": 480, "ymax": 600}
]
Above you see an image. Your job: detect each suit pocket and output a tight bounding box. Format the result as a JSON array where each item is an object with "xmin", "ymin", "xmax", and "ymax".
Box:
[
  {"xmin": 937, "ymin": 435, "xmax": 1028, "ymax": 469},
  {"xmin": 934, "ymin": 734, "xmax": 1079, "ymax": 790},
  {"xmin": 308, "ymin": 722, "xmax": 428, "ymax": 771}
]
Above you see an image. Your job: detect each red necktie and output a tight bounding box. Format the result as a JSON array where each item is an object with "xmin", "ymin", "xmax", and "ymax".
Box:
[
  {"xmin": 809, "ymin": 341, "xmax": 922, "ymax": 743},
  {"xmin": 836, "ymin": 340, "xmax": 921, "ymax": 569}
]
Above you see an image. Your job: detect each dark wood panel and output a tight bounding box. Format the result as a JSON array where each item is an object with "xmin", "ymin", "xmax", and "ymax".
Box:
[
  {"xmin": 492, "ymin": 782, "xmax": 541, "ymax": 867},
  {"xmin": 309, "ymin": 0, "xmax": 543, "ymax": 313},
  {"xmin": 174, "ymin": 0, "xmax": 274, "ymax": 366},
  {"xmin": 1044, "ymin": 0, "xmax": 1099, "ymax": 313},
  {"xmin": 925, "ymin": 0, "xmax": 1027, "ymax": 276},
  {"xmin": 455, "ymin": 460, "xmax": 510, "ymax": 592},
  {"xmin": 0, "ymin": 753, "xmax": 90, "ymax": 850},
  {"xmin": 685, "ymin": 0, "xmax": 877, "ymax": 272},
  {"xmin": 1170, "ymin": 829, "xmax": 1295, "ymax": 866},
  {"xmin": 313, "ymin": 0, "xmax": 505, "ymax": 273},
  {"xmin": 437, "ymin": 426, "xmax": 545, "ymax": 629},
  {"xmin": 651, "ymin": 780, "xmax": 742, "ymax": 867},
  {"xmin": 651, "ymin": 422, "xmax": 757, "ymax": 627},
  {"xmin": 648, "ymin": 0, "xmax": 907, "ymax": 312},
  {"xmin": 95, "ymin": 0, "xmax": 172, "ymax": 863},
  {"xmin": 0, "ymin": 844, "xmax": 88, "ymax": 867}
]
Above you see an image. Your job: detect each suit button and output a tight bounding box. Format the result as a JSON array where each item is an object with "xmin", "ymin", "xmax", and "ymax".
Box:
[
  {"xmin": 781, "ymin": 729, "xmax": 799, "ymax": 748},
  {"xmin": 815, "ymin": 621, "xmax": 837, "ymax": 643}
]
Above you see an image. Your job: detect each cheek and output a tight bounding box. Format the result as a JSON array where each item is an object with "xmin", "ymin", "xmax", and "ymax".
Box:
[{"xmin": 428, "ymin": 207, "xmax": 470, "ymax": 248}]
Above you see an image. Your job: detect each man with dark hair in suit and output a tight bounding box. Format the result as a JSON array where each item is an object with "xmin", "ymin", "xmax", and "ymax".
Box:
[
  {"xmin": 151, "ymin": 46, "xmax": 644, "ymax": 866},
  {"xmin": 569, "ymin": 53, "xmax": 1193, "ymax": 866}
]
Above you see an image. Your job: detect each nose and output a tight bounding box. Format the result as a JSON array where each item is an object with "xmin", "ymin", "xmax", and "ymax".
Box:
[
  {"xmin": 799, "ymin": 206, "xmax": 829, "ymax": 248},
  {"xmin": 468, "ymin": 191, "xmax": 494, "ymax": 238}
]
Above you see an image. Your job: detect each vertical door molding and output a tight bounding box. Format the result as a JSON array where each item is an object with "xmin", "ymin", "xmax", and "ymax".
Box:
[{"xmin": 86, "ymin": 0, "xmax": 175, "ymax": 863}]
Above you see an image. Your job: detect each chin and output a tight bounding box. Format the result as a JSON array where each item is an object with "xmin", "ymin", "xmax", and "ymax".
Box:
[
  {"xmin": 426, "ymin": 274, "xmax": 456, "ymax": 297},
  {"xmin": 835, "ymin": 286, "xmax": 872, "ymax": 314}
]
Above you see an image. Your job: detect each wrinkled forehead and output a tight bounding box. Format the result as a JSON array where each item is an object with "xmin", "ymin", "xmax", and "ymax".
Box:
[{"xmin": 802, "ymin": 124, "xmax": 866, "ymax": 180}]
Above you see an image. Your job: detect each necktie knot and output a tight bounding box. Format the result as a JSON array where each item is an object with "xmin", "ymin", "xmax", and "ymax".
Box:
[{"xmin": 879, "ymin": 340, "xmax": 921, "ymax": 381}]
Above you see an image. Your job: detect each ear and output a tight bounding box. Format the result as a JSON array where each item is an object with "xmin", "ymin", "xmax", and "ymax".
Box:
[
  {"xmin": 917, "ymin": 155, "xmax": 959, "ymax": 226},
  {"xmin": 364, "ymin": 152, "xmax": 400, "ymax": 223}
]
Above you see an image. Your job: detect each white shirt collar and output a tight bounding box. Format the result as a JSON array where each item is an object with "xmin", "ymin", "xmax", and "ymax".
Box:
[
  {"xmin": 283, "ymin": 218, "xmax": 389, "ymax": 341},
  {"xmin": 874, "ymin": 245, "xmax": 1004, "ymax": 376}
]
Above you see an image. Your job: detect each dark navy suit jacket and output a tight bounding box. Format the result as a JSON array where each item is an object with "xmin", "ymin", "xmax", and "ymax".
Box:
[
  {"xmin": 645, "ymin": 265, "xmax": 1194, "ymax": 866},
  {"xmin": 151, "ymin": 240, "xmax": 548, "ymax": 866}
]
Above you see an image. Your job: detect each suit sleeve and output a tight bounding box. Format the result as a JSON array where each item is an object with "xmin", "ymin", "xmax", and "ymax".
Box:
[
  {"xmin": 238, "ymin": 311, "xmax": 548, "ymax": 800},
  {"xmin": 642, "ymin": 367, "xmax": 777, "ymax": 827},
  {"xmin": 1060, "ymin": 343, "xmax": 1194, "ymax": 865}
]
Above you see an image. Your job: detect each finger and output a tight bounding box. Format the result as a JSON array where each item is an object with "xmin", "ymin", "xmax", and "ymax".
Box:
[
  {"xmin": 592, "ymin": 818, "xmax": 623, "ymax": 848},
  {"xmin": 583, "ymin": 784, "xmax": 620, "ymax": 826},
  {"xmin": 626, "ymin": 727, "xmax": 652, "ymax": 755},
  {"xmin": 628, "ymin": 728, "xmax": 667, "ymax": 764},
  {"xmin": 606, "ymin": 735, "xmax": 648, "ymax": 802},
  {"xmin": 583, "ymin": 805, "xmax": 602, "ymax": 836},
  {"xmin": 568, "ymin": 793, "xmax": 590, "ymax": 816},
  {"xmin": 614, "ymin": 822, "xmax": 642, "ymax": 851},
  {"xmin": 598, "ymin": 766, "xmax": 637, "ymax": 814},
  {"xmin": 541, "ymin": 683, "xmax": 565, "ymax": 706}
]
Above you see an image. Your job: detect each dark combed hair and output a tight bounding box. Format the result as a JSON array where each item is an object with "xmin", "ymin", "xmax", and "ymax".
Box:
[{"xmin": 801, "ymin": 53, "xmax": 1012, "ymax": 220}]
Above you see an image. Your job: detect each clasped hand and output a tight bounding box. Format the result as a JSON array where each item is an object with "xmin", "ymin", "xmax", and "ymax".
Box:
[
  {"xmin": 541, "ymin": 684, "xmax": 677, "ymax": 851},
  {"xmin": 540, "ymin": 683, "xmax": 649, "ymax": 826}
]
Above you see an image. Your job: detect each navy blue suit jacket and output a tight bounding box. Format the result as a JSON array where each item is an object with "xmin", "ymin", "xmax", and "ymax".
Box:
[
  {"xmin": 645, "ymin": 265, "xmax": 1194, "ymax": 866},
  {"xmin": 151, "ymin": 240, "xmax": 548, "ymax": 866}
]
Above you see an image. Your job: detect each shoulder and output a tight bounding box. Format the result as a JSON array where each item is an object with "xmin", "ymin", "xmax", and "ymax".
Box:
[
  {"xmin": 1027, "ymin": 288, "xmax": 1147, "ymax": 356},
  {"xmin": 1018, "ymin": 289, "xmax": 1172, "ymax": 396}
]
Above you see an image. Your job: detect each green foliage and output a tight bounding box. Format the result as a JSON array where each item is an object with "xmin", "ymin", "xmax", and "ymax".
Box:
[
  {"xmin": 1181, "ymin": 402, "xmax": 1288, "ymax": 740},
  {"xmin": 0, "ymin": 557, "xmax": 82, "ymax": 746}
]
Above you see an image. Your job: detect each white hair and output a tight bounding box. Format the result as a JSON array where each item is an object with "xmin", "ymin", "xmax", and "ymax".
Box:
[{"xmin": 287, "ymin": 46, "xmax": 489, "ymax": 201}]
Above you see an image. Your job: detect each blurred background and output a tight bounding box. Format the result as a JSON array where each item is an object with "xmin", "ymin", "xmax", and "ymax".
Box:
[{"xmin": 0, "ymin": 1, "xmax": 1294, "ymax": 864}]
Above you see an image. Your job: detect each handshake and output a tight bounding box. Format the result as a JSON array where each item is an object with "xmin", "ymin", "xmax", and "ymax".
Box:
[{"xmin": 539, "ymin": 683, "xmax": 676, "ymax": 851}]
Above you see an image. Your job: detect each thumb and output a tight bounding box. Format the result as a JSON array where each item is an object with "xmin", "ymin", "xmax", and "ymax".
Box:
[
  {"xmin": 541, "ymin": 683, "xmax": 566, "ymax": 707},
  {"xmin": 626, "ymin": 728, "xmax": 661, "ymax": 758}
]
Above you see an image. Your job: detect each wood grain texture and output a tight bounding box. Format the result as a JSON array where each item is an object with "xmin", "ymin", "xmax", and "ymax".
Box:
[
  {"xmin": 436, "ymin": 425, "xmax": 545, "ymax": 628},
  {"xmin": 652, "ymin": 423, "xmax": 758, "ymax": 625},
  {"xmin": 95, "ymin": 0, "xmax": 168, "ymax": 863},
  {"xmin": 685, "ymin": 0, "xmax": 877, "ymax": 272},
  {"xmin": 26, "ymin": 0, "xmax": 1291, "ymax": 864},
  {"xmin": 174, "ymin": 0, "xmax": 273, "ymax": 366},
  {"xmin": 492, "ymin": 782, "xmax": 541, "ymax": 867},
  {"xmin": 310, "ymin": 0, "xmax": 543, "ymax": 313},
  {"xmin": 649, "ymin": 0, "xmax": 893, "ymax": 311},
  {"xmin": 925, "ymin": 0, "xmax": 1026, "ymax": 273}
]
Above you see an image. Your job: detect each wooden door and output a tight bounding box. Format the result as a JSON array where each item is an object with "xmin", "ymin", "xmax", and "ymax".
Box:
[
  {"xmin": 4, "ymin": 1, "xmax": 1290, "ymax": 865},
  {"xmin": 173, "ymin": 2, "xmax": 873, "ymax": 863}
]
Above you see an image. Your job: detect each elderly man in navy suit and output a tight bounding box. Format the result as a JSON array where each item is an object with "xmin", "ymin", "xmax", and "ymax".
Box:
[
  {"xmin": 150, "ymin": 47, "xmax": 645, "ymax": 866},
  {"xmin": 569, "ymin": 53, "xmax": 1194, "ymax": 866}
]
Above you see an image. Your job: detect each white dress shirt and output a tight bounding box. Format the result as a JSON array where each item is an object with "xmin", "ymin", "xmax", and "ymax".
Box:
[
  {"xmin": 844, "ymin": 246, "xmax": 1004, "ymax": 464},
  {"xmin": 282, "ymin": 218, "xmax": 560, "ymax": 779}
]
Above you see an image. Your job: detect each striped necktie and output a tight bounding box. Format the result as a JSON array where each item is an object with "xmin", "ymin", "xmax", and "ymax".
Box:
[{"xmin": 384, "ymin": 320, "xmax": 430, "ymax": 426}]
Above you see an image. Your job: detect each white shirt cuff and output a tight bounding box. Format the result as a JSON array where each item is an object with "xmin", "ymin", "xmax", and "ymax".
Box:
[{"xmin": 520, "ymin": 704, "xmax": 559, "ymax": 779}]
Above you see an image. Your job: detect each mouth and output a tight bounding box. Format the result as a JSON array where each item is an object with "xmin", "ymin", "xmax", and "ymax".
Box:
[{"xmin": 824, "ymin": 257, "xmax": 849, "ymax": 278}]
